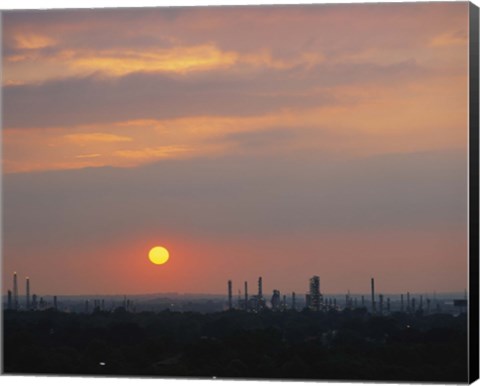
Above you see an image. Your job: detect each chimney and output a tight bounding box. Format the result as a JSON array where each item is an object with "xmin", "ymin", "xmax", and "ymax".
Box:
[
  {"xmin": 26, "ymin": 277, "xmax": 30, "ymax": 310},
  {"xmin": 228, "ymin": 280, "xmax": 233, "ymax": 310},
  {"xmin": 371, "ymin": 278, "xmax": 376, "ymax": 313},
  {"xmin": 244, "ymin": 281, "xmax": 248, "ymax": 311}
]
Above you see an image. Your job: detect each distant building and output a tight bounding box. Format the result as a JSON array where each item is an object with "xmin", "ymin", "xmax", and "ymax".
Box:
[
  {"xmin": 271, "ymin": 290, "xmax": 281, "ymax": 311},
  {"xmin": 308, "ymin": 276, "xmax": 322, "ymax": 311},
  {"xmin": 305, "ymin": 294, "xmax": 311, "ymax": 309},
  {"xmin": 257, "ymin": 277, "xmax": 265, "ymax": 311}
]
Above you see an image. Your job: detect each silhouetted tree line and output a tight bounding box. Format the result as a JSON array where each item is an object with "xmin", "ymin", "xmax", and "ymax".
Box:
[{"xmin": 3, "ymin": 307, "xmax": 467, "ymax": 382}]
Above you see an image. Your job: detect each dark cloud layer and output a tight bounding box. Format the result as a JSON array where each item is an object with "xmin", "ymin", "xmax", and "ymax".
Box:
[
  {"xmin": 3, "ymin": 59, "xmax": 425, "ymax": 129},
  {"xmin": 3, "ymin": 149, "xmax": 467, "ymax": 249}
]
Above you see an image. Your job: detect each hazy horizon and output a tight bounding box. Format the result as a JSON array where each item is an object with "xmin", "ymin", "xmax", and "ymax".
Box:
[{"xmin": 2, "ymin": 3, "xmax": 469, "ymax": 296}]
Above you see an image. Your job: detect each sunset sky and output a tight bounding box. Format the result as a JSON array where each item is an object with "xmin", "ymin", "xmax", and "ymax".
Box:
[{"xmin": 2, "ymin": 2, "xmax": 470, "ymax": 296}]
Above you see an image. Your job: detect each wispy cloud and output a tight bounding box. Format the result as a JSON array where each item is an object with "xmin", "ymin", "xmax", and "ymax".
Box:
[
  {"xmin": 75, "ymin": 153, "xmax": 102, "ymax": 159},
  {"xmin": 14, "ymin": 33, "xmax": 57, "ymax": 49},
  {"xmin": 64, "ymin": 132, "xmax": 133, "ymax": 144},
  {"xmin": 113, "ymin": 146, "xmax": 190, "ymax": 161}
]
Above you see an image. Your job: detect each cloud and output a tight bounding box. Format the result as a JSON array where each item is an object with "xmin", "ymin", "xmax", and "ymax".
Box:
[
  {"xmin": 67, "ymin": 44, "xmax": 239, "ymax": 77},
  {"xmin": 64, "ymin": 132, "xmax": 133, "ymax": 144},
  {"xmin": 75, "ymin": 153, "xmax": 102, "ymax": 159},
  {"xmin": 14, "ymin": 33, "xmax": 57, "ymax": 50},
  {"xmin": 3, "ymin": 58, "xmax": 427, "ymax": 129},
  {"xmin": 430, "ymin": 31, "xmax": 468, "ymax": 47},
  {"xmin": 221, "ymin": 127, "xmax": 298, "ymax": 149},
  {"xmin": 2, "ymin": 149, "xmax": 467, "ymax": 252},
  {"xmin": 113, "ymin": 146, "xmax": 190, "ymax": 161}
]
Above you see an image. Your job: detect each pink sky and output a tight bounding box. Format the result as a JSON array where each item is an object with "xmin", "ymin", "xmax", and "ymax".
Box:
[{"xmin": 2, "ymin": 3, "xmax": 469, "ymax": 296}]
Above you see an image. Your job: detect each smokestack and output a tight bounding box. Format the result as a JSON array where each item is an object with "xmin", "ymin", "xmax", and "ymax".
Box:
[
  {"xmin": 292, "ymin": 292, "xmax": 296, "ymax": 310},
  {"xmin": 228, "ymin": 280, "xmax": 233, "ymax": 310},
  {"xmin": 379, "ymin": 294, "xmax": 384, "ymax": 314},
  {"xmin": 401, "ymin": 294, "xmax": 404, "ymax": 312},
  {"xmin": 13, "ymin": 272, "xmax": 18, "ymax": 310},
  {"xmin": 53, "ymin": 296, "xmax": 58, "ymax": 310},
  {"xmin": 387, "ymin": 297, "xmax": 391, "ymax": 312},
  {"xmin": 371, "ymin": 278, "xmax": 376, "ymax": 313},
  {"xmin": 361, "ymin": 295, "xmax": 365, "ymax": 307},
  {"xmin": 419, "ymin": 295, "xmax": 423, "ymax": 310},
  {"xmin": 258, "ymin": 277, "xmax": 263, "ymax": 298},
  {"xmin": 26, "ymin": 277, "xmax": 30, "ymax": 310},
  {"xmin": 407, "ymin": 292, "xmax": 410, "ymax": 312},
  {"xmin": 283, "ymin": 295, "xmax": 287, "ymax": 311},
  {"xmin": 7, "ymin": 290, "xmax": 12, "ymax": 310},
  {"xmin": 244, "ymin": 281, "xmax": 248, "ymax": 310}
]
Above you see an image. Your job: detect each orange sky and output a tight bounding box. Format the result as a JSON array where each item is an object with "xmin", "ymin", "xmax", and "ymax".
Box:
[{"xmin": 2, "ymin": 3, "xmax": 470, "ymax": 296}]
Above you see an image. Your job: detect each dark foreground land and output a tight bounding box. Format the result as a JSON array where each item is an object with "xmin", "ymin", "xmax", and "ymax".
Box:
[{"xmin": 3, "ymin": 308, "xmax": 467, "ymax": 382}]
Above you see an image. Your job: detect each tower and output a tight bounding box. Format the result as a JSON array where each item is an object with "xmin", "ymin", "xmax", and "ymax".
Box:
[
  {"xmin": 371, "ymin": 278, "xmax": 375, "ymax": 313},
  {"xmin": 258, "ymin": 277, "xmax": 263, "ymax": 298},
  {"xmin": 309, "ymin": 276, "xmax": 321, "ymax": 311},
  {"xmin": 244, "ymin": 281, "xmax": 248, "ymax": 311},
  {"xmin": 271, "ymin": 290, "xmax": 281, "ymax": 311},
  {"xmin": 13, "ymin": 272, "xmax": 18, "ymax": 310},
  {"xmin": 26, "ymin": 277, "xmax": 30, "ymax": 310},
  {"xmin": 227, "ymin": 280, "xmax": 233, "ymax": 310},
  {"xmin": 7, "ymin": 290, "xmax": 12, "ymax": 310}
]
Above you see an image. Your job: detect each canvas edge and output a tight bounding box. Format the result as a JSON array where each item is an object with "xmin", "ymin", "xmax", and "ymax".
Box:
[{"xmin": 468, "ymin": 1, "xmax": 479, "ymax": 384}]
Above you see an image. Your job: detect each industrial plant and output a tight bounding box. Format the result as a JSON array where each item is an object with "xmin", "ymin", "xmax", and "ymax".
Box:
[
  {"xmin": 3, "ymin": 271, "xmax": 468, "ymax": 315},
  {"xmin": 225, "ymin": 275, "xmax": 467, "ymax": 315}
]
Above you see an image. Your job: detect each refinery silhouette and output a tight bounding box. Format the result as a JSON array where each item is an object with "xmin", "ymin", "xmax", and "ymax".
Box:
[
  {"xmin": 3, "ymin": 271, "xmax": 467, "ymax": 315},
  {"xmin": 3, "ymin": 271, "xmax": 469, "ymax": 382}
]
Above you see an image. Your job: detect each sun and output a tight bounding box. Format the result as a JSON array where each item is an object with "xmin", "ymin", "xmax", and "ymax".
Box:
[{"xmin": 148, "ymin": 246, "xmax": 170, "ymax": 265}]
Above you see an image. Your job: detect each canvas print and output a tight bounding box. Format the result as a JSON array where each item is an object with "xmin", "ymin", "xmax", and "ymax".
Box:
[{"xmin": 1, "ymin": 1, "xmax": 479, "ymax": 383}]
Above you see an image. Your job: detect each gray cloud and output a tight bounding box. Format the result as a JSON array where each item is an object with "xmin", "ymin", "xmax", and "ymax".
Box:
[
  {"xmin": 3, "ymin": 59, "xmax": 425, "ymax": 129},
  {"xmin": 3, "ymin": 149, "xmax": 467, "ymax": 250}
]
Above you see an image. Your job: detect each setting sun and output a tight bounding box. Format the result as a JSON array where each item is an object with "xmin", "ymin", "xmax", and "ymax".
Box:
[{"xmin": 148, "ymin": 246, "xmax": 170, "ymax": 265}]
